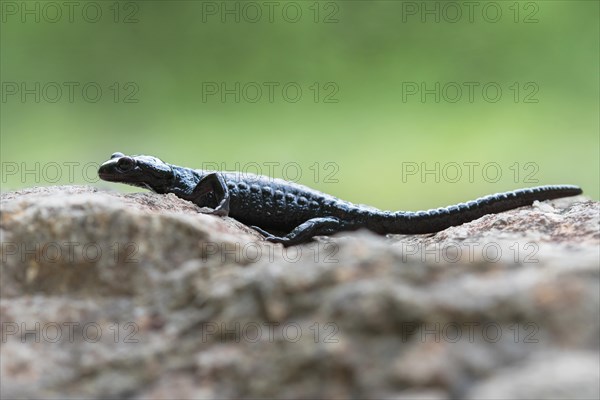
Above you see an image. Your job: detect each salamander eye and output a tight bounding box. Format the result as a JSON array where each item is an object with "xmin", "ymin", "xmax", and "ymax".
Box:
[
  {"xmin": 111, "ymin": 152, "xmax": 125, "ymax": 159},
  {"xmin": 116, "ymin": 156, "xmax": 135, "ymax": 171}
]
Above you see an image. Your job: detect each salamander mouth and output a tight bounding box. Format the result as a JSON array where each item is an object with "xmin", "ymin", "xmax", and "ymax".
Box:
[
  {"xmin": 98, "ymin": 161, "xmax": 139, "ymax": 182},
  {"xmin": 98, "ymin": 170, "xmax": 150, "ymax": 191},
  {"xmin": 98, "ymin": 171, "xmax": 120, "ymax": 181},
  {"xmin": 98, "ymin": 169, "xmax": 144, "ymax": 183}
]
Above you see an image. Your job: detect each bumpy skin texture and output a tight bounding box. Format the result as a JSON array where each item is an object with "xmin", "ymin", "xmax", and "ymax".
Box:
[{"xmin": 98, "ymin": 153, "xmax": 583, "ymax": 246}]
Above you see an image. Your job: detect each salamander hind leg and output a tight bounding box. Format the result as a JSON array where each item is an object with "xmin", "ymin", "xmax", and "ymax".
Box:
[{"xmin": 258, "ymin": 217, "xmax": 345, "ymax": 247}]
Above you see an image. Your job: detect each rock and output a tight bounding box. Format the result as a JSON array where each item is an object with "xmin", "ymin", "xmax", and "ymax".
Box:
[{"xmin": 1, "ymin": 186, "xmax": 598, "ymax": 399}]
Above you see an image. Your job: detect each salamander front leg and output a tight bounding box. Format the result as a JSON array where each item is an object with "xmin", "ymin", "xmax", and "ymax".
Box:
[
  {"xmin": 190, "ymin": 172, "xmax": 230, "ymax": 217},
  {"xmin": 255, "ymin": 217, "xmax": 344, "ymax": 247}
]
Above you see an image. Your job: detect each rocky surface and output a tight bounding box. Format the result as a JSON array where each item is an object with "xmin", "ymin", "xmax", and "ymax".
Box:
[{"xmin": 1, "ymin": 185, "xmax": 598, "ymax": 399}]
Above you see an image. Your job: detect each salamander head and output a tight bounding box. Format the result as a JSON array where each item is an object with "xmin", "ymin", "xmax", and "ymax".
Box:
[{"xmin": 98, "ymin": 152, "xmax": 174, "ymax": 193}]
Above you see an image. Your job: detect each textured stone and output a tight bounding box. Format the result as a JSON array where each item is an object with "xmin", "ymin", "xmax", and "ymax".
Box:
[{"xmin": 1, "ymin": 186, "xmax": 598, "ymax": 399}]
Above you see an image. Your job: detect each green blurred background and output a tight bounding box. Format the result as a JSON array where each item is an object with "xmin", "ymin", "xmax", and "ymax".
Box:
[{"xmin": 1, "ymin": 1, "xmax": 598, "ymax": 210}]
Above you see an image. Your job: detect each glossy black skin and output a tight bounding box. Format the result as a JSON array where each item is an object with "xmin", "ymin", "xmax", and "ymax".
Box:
[{"xmin": 98, "ymin": 153, "xmax": 583, "ymax": 246}]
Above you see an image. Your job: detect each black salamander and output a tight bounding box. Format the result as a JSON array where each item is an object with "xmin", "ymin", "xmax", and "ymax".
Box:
[{"xmin": 98, "ymin": 153, "xmax": 583, "ymax": 246}]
